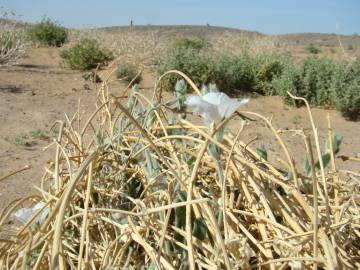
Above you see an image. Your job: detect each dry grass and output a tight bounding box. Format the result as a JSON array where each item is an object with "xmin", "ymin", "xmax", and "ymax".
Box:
[
  {"xmin": 68, "ymin": 28, "xmax": 166, "ymax": 68},
  {"xmin": 0, "ymin": 12, "xmax": 28, "ymax": 66},
  {"xmin": 0, "ymin": 70, "xmax": 359, "ymax": 269},
  {"xmin": 210, "ymin": 32, "xmax": 286, "ymax": 56}
]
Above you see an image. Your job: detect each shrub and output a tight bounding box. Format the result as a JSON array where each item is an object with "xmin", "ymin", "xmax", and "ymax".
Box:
[
  {"xmin": 0, "ymin": 12, "xmax": 28, "ymax": 65},
  {"xmin": 0, "ymin": 25, "xmax": 27, "ymax": 65},
  {"xmin": 60, "ymin": 38, "xmax": 114, "ymax": 70},
  {"xmin": 330, "ymin": 59, "xmax": 360, "ymax": 119},
  {"xmin": 212, "ymin": 53, "xmax": 256, "ymax": 93},
  {"xmin": 274, "ymin": 56, "xmax": 360, "ymax": 118},
  {"xmin": 27, "ymin": 17, "xmax": 67, "ymax": 47},
  {"xmin": 253, "ymin": 53, "xmax": 291, "ymax": 95},
  {"xmin": 305, "ymin": 44, "xmax": 321, "ymax": 54},
  {"xmin": 82, "ymin": 71, "xmax": 102, "ymax": 83},
  {"xmin": 275, "ymin": 56, "xmax": 336, "ymax": 106},
  {"xmin": 173, "ymin": 37, "xmax": 210, "ymax": 51},
  {"xmin": 155, "ymin": 45, "xmax": 214, "ymax": 91},
  {"xmin": 155, "ymin": 45, "xmax": 290, "ymax": 96},
  {"xmin": 115, "ymin": 63, "xmax": 141, "ymax": 83}
]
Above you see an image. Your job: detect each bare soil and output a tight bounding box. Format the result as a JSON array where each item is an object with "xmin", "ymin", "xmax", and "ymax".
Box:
[{"xmin": 0, "ymin": 46, "xmax": 359, "ymax": 211}]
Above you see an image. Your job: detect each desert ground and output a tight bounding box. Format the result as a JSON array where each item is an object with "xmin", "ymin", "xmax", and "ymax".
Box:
[{"xmin": 0, "ymin": 26, "xmax": 359, "ymax": 211}]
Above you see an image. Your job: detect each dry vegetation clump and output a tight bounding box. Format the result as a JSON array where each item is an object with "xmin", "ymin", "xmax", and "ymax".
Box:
[
  {"xmin": 68, "ymin": 28, "xmax": 166, "ymax": 68},
  {"xmin": 0, "ymin": 11, "xmax": 28, "ymax": 65},
  {"xmin": 0, "ymin": 71, "xmax": 359, "ymax": 269},
  {"xmin": 210, "ymin": 32, "xmax": 286, "ymax": 56}
]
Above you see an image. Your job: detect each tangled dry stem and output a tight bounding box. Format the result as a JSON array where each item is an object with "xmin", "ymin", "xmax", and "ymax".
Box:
[{"xmin": 0, "ymin": 70, "xmax": 359, "ymax": 269}]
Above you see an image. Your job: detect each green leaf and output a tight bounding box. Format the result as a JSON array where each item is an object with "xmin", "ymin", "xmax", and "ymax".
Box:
[
  {"xmin": 315, "ymin": 153, "xmax": 331, "ymax": 170},
  {"xmin": 256, "ymin": 145, "xmax": 268, "ymax": 161},
  {"xmin": 325, "ymin": 133, "xmax": 343, "ymax": 155},
  {"xmin": 192, "ymin": 217, "xmax": 207, "ymax": 240},
  {"xmin": 95, "ymin": 129, "xmax": 103, "ymax": 145},
  {"xmin": 304, "ymin": 155, "xmax": 311, "ymax": 176},
  {"xmin": 145, "ymin": 263, "xmax": 156, "ymax": 270}
]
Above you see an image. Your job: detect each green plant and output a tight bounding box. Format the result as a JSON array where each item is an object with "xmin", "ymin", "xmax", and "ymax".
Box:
[
  {"xmin": 305, "ymin": 44, "xmax": 321, "ymax": 54},
  {"xmin": 253, "ymin": 53, "xmax": 291, "ymax": 95},
  {"xmin": 330, "ymin": 59, "xmax": 360, "ymax": 119},
  {"xmin": 14, "ymin": 134, "xmax": 28, "ymax": 146},
  {"xmin": 115, "ymin": 63, "xmax": 141, "ymax": 83},
  {"xmin": 30, "ymin": 130, "xmax": 49, "ymax": 140},
  {"xmin": 27, "ymin": 17, "xmax": 67, "ymax": 47},
  {"xmin": 291, "ymin": 115, "xmax": 302, "ymax": 126},
  {"xmin": 82, "ymin": 71, "xmax": 102, "ymax": 83},
  {"xmin": 60, "ymin": 38, "xmax": 114, "ymax": 70},
  {"xmin": 256, "ymin": 145, "xmax": 268, "ymax": 161},
  {"xmin": 50, "ymin": 127, "xmax": 60, "ymax": 135},
  {"xmin": 304, "ymin": 133, "xmax": 343, "ymax": 176},
  {"xmin": 155, "ymin": 45, "xmax": 215, "ymax": 91},
  {"xmin": 173, "ymin": 37, "xmax": 210, "ymax": 51},
  {"xmin": 275, "ymin": 56, "xmax": 336, "ymax": 107},
  {"xmin": 155, "ymin": 38, "xmax": 292, "ymax": 96}
]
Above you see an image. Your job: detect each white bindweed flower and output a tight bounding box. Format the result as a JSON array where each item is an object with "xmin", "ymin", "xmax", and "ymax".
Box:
[
  {"xmin": 185, "ymin": 92, "xmax": 249, "ymax": 124},
  {"xmin": 12, "ymin": 202, "xmax": 49, "ymax": 224}
]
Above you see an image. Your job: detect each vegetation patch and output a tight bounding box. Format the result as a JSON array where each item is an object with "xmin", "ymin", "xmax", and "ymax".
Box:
[
  {"xmin": 60, "ymin": 37, "xmax": 114, "ymax": 70},
  {"xmin": 305, "ymin": 44, "xmax": 321, "ymax": 54},
  {"xmin": 0, "ymin": 13, "xmax": 28, "ymax": 65},
  {"xmin": 115, "ymin": 62, "xmax": 141, "ymax": 83},
  {"xmin": 2, "ymin": 73, "xmax": 359, "ymax": 269},
  {"xmin": 155, "ymin": 37, "xmax": 360, "ymax": 118},
  {"xmin": 27, "ymin": 17, "xmax": 67, "ymax": 47},
  {"xmin": 274, "ymin": 56, "xmax": 360, "ymax": 119}
]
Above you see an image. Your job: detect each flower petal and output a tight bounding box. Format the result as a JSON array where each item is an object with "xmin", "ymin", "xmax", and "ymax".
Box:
[
  {"xmin": 185, "ymin": 95, "xmax": 222, "ymax": 123},
  {"xmin": 202, "ymin": 92, "xmax": 250, "ymax": 118}
]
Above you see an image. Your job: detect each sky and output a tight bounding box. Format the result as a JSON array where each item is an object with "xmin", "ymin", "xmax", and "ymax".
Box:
[{"xmin": 1, "ymin": 0, "xmax": 359, "ymax": 35}]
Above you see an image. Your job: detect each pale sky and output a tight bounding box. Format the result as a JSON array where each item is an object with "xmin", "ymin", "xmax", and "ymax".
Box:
[{"xmin": 1, "ymin": 0, "xmax": 359, "ymax": 35}]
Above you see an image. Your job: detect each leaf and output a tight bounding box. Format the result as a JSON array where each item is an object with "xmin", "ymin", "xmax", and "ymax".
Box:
[
  {"xmin": 175, "ymin": 79, "xmax": 187, "ymax": 95},
  {"xmin": 325, "ymin": 132, "xmax": 343, "ymax": 155},
  {"xmin": 174, "ymin": 191, "xmax": 187, "ymax": 228},
  {"xmin": 256, "ymin": 145, "xmax": 268, "ymax": 161},
  {"xmin": 315, "ymin": 153, "xmax": 331, "ymax": 170},
  {"xmin": 145, "ymin": 263, "xmax": 156, "ymax": 270},
  {"xmin": 175, "ymin": 79, "xmax": 187, "ymax": 110},
  {"xmin": 95, "ymin": 129, "xmax": 103, "ymax": 145},
  {"xmin": 192, "ymin": 217, "xmax": 207, "ymax": 240},
  {"xmin": 304, "ymin": 155, "xmax": 311, "ymax": 176}
]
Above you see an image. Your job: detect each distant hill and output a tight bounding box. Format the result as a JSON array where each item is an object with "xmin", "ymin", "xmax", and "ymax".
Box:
[
  {"xmin": 99, "ymin": 25, "xmax": 263, "ymax": 38},
  {"xmin": 276, "ymin": 32, "xmax": 360, "ymax": 48},
  {"xmin": 98, "ymin": 25, "xmax": 360, "ymax": 49}
]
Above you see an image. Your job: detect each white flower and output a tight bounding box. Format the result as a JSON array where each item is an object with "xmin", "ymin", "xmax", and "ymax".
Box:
[
  {"xmin": 185, "ymin": 92, "xmax": 249, "ymax": 123},
  {"xmin": 12, "ymin": 202, "xmax": 49, "ymax": 224}
]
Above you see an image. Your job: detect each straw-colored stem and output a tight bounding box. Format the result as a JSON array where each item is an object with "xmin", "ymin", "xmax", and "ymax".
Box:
[
  {"xmin": 304, "ymin": 135, "xmax": 319, "ymax": 270},
  {"xmin": 77, "ymin": 162, "xmax": 93, "ymax": 270}
]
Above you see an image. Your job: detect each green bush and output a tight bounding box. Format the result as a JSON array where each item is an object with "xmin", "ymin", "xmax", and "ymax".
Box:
[
  {"xmin": 305, "ymin": 44, "xmax": 321, "ymax": 54},
  {"xmin": 173, "ymin": 37, "xmax": 210, "ymax": 51},
  {"xmin": 60, "ymin": 38, "xmax": 114, "ymax": 70},
  {"xmin": 155, "ymin": 45, "xmax": 214, "ymax": 90},
  {"xmin": 275, "ymin": 57, "xmax": 336, "ymax": 106},
  {"xmin": 27, "ymin": 18, "xmax": 67, "ymax": 47},
  {"xmin": 330, "ymin": 59, "xmax": 360, "ymax": 119},
  {"xmin": 156, "ymin": 37, "xmax": 360, "ymax": 118},
  {"xmin": 274, "ymin": 56, "xmax": 360, "ymax": 118},
  {"xmin": 253, "ymin": 53, "xmax": 291, "ymax": 95},
  {"xmin": 116, "ymin": 63, "xmax": 141, "ymax": 83},
  {"xmin": 155, "ymin": 43, "xmax": 289, "ymax": 95},
  {"xmin": 212, "ymin": 53, "xmax": 256, "ymax": 93}
]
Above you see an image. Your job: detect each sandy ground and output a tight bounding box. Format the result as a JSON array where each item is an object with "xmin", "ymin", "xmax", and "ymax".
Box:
[{"xmin": 0, "ymin": 47, "xmax": 359, "ymax": 211}]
